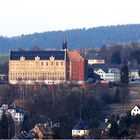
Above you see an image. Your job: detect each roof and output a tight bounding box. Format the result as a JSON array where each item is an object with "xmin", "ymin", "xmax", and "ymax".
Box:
[
  {"xmin": 72, "ymin": 122, "xmax": 90, "ymax": 130},
  {"xmin": 134, "ymin": 105, "xmax": 140, "ymax": 109},
  {"xmin": 67, "ymin": 50, "xmax": 84, "ymax": 61},
  {"xmin": 94, "ymin": 67, "xmax": 120, "ymax": 73},
  {"xmin": 10, "ymin": 51, "xmax": 65, "ymax": 60},
  {"xmin": 8, "ymin": 104, "xmax": 24, "ymax": 113}
]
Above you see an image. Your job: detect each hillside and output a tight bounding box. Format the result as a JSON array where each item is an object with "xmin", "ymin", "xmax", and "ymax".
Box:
[{"xmin": 1, "ymin": 24, "xmax": 140, "ymax": 53}]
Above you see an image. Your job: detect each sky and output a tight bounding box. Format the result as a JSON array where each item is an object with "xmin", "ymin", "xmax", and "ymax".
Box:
[{"xmin": 0, "ymin": 0, "xmax": 140, "ymax": 37}]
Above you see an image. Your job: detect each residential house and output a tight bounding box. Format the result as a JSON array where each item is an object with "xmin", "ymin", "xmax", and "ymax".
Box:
[
  {"xmin": 0, "ymin": 104, "xmax": 8, "ymax": 111},
  {"xmin": 131, "ymin": 105, "xmax": 140, "ymax": 116},
  {"xmin": 33, "ymin": 123, "xmax": 54, "ymax": 139},
  {"xmin": 8, "ymin": 105, "xmax": 25, "ymax": 122},
  {"xmin": 129, "ymin": 69, "xmax": 140, "ymax": 84},
  {"xmin": 88, "ymin": 59, "xmax": 105, "ymax": 65},
  {"xmin": 94, "ymin": 68, "xmax": 120, "ymax": 83},
  {"xmin": 129, "ymin": 69, "xmax": 140, "ymax": 79},
  {"xmin": 72, "ymin": 121, "xmax": 90, "ymax": 138}
]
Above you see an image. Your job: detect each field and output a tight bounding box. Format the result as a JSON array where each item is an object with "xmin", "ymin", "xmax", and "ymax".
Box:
[
  {"xmin": 0, "ymin": 55, "xmax": 9, "ymax": 63},
  {"xmin": 108, "ymin": 84, "xmax": 140, "ymax": 115}
]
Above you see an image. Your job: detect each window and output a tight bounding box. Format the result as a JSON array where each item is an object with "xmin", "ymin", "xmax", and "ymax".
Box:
[
  {"xmin": 61, "ymin": 62, "xmax": 63, "ymax": 66},
  {"xmin": 46, "ymin": 62, "xmax": 48, "ymax": 66},
  {"xmin": 41, "ymin": 62, "xmax": 43, "ymax": 66},
  {"xmin": 51, "ymin": 62, "xmax": 53, "ymax": 66},
  {"xmin": 56, "ymin": 62, "xmax": 58, "ymax": 66}
]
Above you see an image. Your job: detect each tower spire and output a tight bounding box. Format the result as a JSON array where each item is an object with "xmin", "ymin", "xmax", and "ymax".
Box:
[{"xmin": 62, "ymin": 36, "xmax": 67, "ymax": 50}]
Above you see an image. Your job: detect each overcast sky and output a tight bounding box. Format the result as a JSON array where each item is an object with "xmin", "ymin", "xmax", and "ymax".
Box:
[{"xmin": 0, "ymin": 0, "xmax": 140, "ymax": 37}]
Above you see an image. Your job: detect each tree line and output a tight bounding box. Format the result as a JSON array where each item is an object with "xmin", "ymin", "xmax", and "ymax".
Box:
[{"xmin": 1, "ymin": 24, "xmax": 140, "ymax": 53}]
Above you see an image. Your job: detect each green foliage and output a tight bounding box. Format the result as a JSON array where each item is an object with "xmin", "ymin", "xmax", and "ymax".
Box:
[
  {"xmin": 109, "ymin": 120, "xmax": 119, "ymax": 138},
  {"xmin": 133, "ymin": 114, "xmax": 140, "ymax": 124},
  {"xmin": 110, "ymin": 51, "xmax": 122, "ymax": 64},
  {"xmin": 0, "ymin": 113, "xmax": 8, "ymax": 139},
  {"xmin": 121, "ymin": 65, "xmax": 129, "ymax": 84},
  {"xmin": 0, "ymin": 55, "xmax": 8, "ymax": 63},
  {"xmin": 1, "ymin": 24, "xmax": 140, "ymax": 53},
  {"xmin": 0, "ymin": 85, "xmax": 18, "ymax": 104},
  {"xmin": 114, "ymin": 87, "xmax": 120, "ymax": 103},
  {"xmin": 139, "ymin": 70, "xmax": 140, "ymax": 77},
  {"xmin": 89, "ymin": 118, "xmax": 99, "ymax": 128},
  {"xmin": 128, "ymin": 49, "xmax": 140, "ymax": 65}
]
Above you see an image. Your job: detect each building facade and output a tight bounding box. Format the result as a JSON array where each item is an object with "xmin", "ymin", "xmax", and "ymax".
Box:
[
  {"xmin": 94, "ymin": 68, "xmax": 120, "ymax": 82},
  {"xmin": 131, "ymin": 105, "xmax": 140, "ymax": 116},
  {"xmin": 72, "ymin": 122, "xmax": 90, "ymax": 138},
  {"xmin": 9, "ymin": 39, "xmax": 87, "ymax": 85},
  {"xmin": 9, "ymin": 51, "xmax": 67, "ymax": 84},
  {"xmin": 67, "ymin": 50, "xmax": 88, "ymax": 84},
  {"xmin": 88, "ymin": 59, "xmax": 105, "ymax": 65}
]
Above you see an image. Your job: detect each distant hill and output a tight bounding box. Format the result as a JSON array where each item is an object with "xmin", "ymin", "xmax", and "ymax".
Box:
[{"xmin": 1, "ymin": 24, "xmax": 140, "ymax": 53}]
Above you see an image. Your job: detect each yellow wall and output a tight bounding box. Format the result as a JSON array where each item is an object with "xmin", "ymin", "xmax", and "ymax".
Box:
[{"xmin": 9, "ymin": 57, "xmax": 66, "ymax": 84}]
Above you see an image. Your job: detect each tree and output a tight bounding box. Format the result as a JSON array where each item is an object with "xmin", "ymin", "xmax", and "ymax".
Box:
[
  {"xmin": 120, "ymin": 65, "xmax": 129, "ymax": 84},
  {"xmin": 138, "ymin": 69, "xmax": 140, "ymax": 77},
  {"xmin": 109, "ymin": 120, "xmax": 119, "ymax": 138},
  {"xmin": 114, "ymin": 87, "xmax": 120, "ymax": 103},
  {"xmin": 0, "ymin": 113, "xmax": 8, "ymax": 139},
  {"xmin": 110, "ymin": 51, "xmax": 122, "ymax": 64}
]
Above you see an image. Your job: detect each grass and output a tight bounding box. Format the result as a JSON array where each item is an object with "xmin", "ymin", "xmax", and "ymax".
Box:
[{"xmin": 0, "ymin": 55, "xmax": 9, "ymax": 63}]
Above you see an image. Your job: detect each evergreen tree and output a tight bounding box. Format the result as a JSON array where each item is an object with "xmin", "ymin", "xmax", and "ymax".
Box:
[
  {"xmin": 110, "ymin": 51, "xmax": 122, "ymax": 64},
  {"xmin": 114, "ymin": 87, "xmax": 120, "ymax": 103},
  {"xmin": 0, "ymin": 113, "xmax": 8, "ymax": 139},
  {"xmin": 109, "ymin": 120, "xmax": 119, "ymax": 138},
  {"xmin": 120, "ymin": 65, "xmax": 129, "ymax": 84},
  {"xmin": 138, "ymin": 69, "xmax": 140, "ymax": 77}
]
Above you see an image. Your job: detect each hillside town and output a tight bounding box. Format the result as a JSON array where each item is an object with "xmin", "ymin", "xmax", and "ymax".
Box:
[{"xmin": 0, "ymin": 37, "xmax": 139, "ymax": 139}]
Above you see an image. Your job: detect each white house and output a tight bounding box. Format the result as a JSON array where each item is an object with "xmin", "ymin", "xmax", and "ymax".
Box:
[
  {"xmin": 94, "ymin": 68, "xmax": 120, "ymax": 82},
  {"xmin": 7, "ymin": 104, "xmax": 25, "ymax": 123},
  {"xmin": 0, "ymin": 104, "xmax": 8, "ymax": 111},
  {"xmin": 8, "ymin": 109, "xmax": 24, "ymax": 122},
  {"xmin": 72, "ymin": 122, "xmax": 90, "ymax": 138},
  {"xmin": 131, "ymin": 105, "xmax": 140, "ymax": 116}
]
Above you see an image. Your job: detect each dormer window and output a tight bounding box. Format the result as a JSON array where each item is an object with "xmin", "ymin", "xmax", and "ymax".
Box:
[
  {"xmin": 20, "ymin": 56, "xmax": 25, "ymax": 61},
  {"xmin": 50, "ymin": 56, "xmax": 55, "ymax": 61},
  {"xmin": 35, "ymin": 56, "xmax": 40, "ymax": 60}
]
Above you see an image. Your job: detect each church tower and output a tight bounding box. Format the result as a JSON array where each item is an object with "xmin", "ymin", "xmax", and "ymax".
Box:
[{"xmin": 62, "ymin": 36, "xmax": 67, "ymax": 50}]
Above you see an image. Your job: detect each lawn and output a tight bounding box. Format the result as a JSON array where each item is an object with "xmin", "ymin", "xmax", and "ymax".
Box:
[{"xmin": 0, "ymin": 55, "xmax": 9, "ymax": 63}]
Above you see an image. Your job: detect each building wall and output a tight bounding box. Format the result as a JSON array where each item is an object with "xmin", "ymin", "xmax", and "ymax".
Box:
[
  {"xmin": 94, "ymin": 68, "xmax": 120, "ymax": 82},
  {"xmin": 9, "ymin": 50, "xmax": 87, "ymax": 85},
  {"xmin": 131, "ymin": 106, "xmax": 140, "ymax": 116},
  {"xmin": 72, "ymin": 130, "xmax": 90, "ymax": 137},
  {"xmin": 88, "ymin": 59, "xmax": 105, "ymax": 65},
  {"xmin": 129, "ymin": 71, "xmax": 139, "ymax": 78},
  {"xmin": 9, "ymin": 57, "xmax": 66, "ymax": 84},
  {"xmin": 67, "ymin": 50, "xmax": 87, "ymax": 83}
]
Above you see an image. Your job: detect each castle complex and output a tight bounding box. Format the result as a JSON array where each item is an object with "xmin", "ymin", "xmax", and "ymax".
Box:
[{"xmin": 9, "ymin": 38, "xmax": 88, "ymax": 85}]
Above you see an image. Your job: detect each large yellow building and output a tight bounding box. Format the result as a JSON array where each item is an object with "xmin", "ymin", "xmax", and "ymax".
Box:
[{"xmin": 9, "ymin": 50, "xmax": 67, "ymax": 84}]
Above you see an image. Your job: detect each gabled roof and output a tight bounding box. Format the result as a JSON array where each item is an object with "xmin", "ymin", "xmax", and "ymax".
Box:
[
  {"xmin": 72, "ymin": 121, "xmax": 90, "ymax": 130},
  {"xmin": 8, "ymin": 104, "xmax": 24, "ymax": 113},
  {"xmin": 135, "ymin": 105, "xmax": 140, "ymax": 109},
  {"xmin": 131, "ymin": 105, "xmax": 140, "ymax": 111},
  {"xmin": 10, "ymin": 51, "xmax": 65, "ymax": 60}
]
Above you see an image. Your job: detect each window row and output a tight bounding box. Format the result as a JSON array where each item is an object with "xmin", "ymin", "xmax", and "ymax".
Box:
[
  {"xmin": 10, "ymin": 77, "xmax": 65, "ymax": 80},
  {"xmin": 10, "ymin": 72, "xmax": 65, "ymax": 76},
  {"xmin": 10, "ymin": 61, "xmax": 64, "ymax": 66}
]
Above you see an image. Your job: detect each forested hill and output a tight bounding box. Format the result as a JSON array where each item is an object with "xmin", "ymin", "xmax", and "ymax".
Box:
[{"xmin": 1, "ymin": 24, "xmax": 140, "ymax": 53}]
